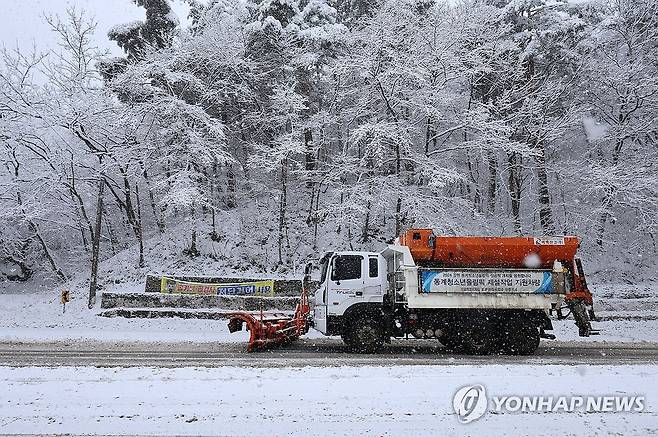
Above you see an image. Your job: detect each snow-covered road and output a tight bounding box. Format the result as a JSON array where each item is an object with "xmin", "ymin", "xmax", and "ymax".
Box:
[
  {"xmin": 1, "ymin": 364, "xmax": 656, "ymax": 436},
  {"xmin": 2, "ymin": 338, "xmax": 658, "ymax": 367}
]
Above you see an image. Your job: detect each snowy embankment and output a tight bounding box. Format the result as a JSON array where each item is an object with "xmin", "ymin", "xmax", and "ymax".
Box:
[
  {"xmin": 0, "ymin": 364, "xmax": 656, "ymax": 435},
  {"xmin": 0, "ymin": 288, "xmax": 246, "ymax": 343},
  {"xmin": 2, "ymin": 279, "xmax": 658, "ymax": 344},
  {"xmin": 0, "ymin": 287, "xmax": 330, "ymax": 344}
]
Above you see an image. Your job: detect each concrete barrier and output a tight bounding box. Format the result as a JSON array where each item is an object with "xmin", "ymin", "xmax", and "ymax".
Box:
[
  {"xmin": 99, "ymin": 308, "xmax": 278, "ymax": 320},
  {"xmin": 100, "ymin": 292, "xmax": 299, "ymax": 311}
]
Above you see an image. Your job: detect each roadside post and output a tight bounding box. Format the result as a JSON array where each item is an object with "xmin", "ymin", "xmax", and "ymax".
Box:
[{"xmin": 61, "ymin": 290, "xmax": 70, "ymax": 313}]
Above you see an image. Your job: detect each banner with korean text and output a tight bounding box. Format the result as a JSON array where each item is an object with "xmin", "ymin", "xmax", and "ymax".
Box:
[{"xmin": 160, "ymin": 277, "xmax": 275, "ymax": 296}]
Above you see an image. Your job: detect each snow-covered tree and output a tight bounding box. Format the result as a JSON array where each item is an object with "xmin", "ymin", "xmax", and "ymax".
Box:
[
  {"xmin": 577, "ymin": 0, "xmax": 658, "ymax": 248},
  {"xmin": 1, "ymin": 0, "xmax": 657, "ymax": 284}
]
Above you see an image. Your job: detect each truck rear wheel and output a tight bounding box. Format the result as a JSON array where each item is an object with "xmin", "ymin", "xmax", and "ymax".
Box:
[
  {"xmin": 569, "ymin": 299, "xmax": 592, "ymax": 337},
  {"xmin": 340, "ymin": 331, "xmax": 352, "ymax": 346},
  {"xmin": 439, "ymin": 326, "xmax": 492, "ymax": 355},
  {"xmin": 344, "ymin": 316, "xmax": 384, "ymax": 353},
  {"xmin": 438, "ymin": 333, "xmax": 465, "ymax": 351},
  {"xmin": 499, "ymin": 322, "xmax": 540, "ymax": 355},
  {"xmin": 462, "ymin": 324, "xmax": 495, "ymax": 355}
]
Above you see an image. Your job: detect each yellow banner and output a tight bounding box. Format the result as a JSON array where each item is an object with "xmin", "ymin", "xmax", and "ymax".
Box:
[{"xmin": 160, "ymin": 277, "xmax": 275, "ymax": 296}]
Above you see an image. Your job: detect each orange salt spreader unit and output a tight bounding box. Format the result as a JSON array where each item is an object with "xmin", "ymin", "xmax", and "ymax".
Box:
[
  {"xmin": 398, "ymin": 229, "xmax": 580, "ymax": 269},
  {"xmin": 398, "ymin": 228, "xmax": 595, "ymax": 321}
]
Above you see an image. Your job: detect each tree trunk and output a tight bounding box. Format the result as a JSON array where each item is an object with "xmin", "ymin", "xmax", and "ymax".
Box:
[
  {"xmin": 508, "ymin": 152, "xmax": 522, "ymax": 234},
  {"xmin": 466, "ymin": 151, "xmax": 482, "ymax": 213},
  {"xmin": 424, "ymin": 116, "xmax": 433, "ymax": 155},
  {"xmin": 306, "ymin": 186, "xmax": 316, "ymax": 226},
  {"xmin": 536, "ymin": 145, "xmax": 555, "ymax": 233},
  {"xmin": 395, "ymin": 197, "xmax": 402, "ymax": 237},
  {"xmin": 361, "ymin": 199, "xmax": 371, "ymax": 243},
  {"xmin": 596, "ymin": 137, "xmax": 625, "ymax": 246},
  {"xmin": 211, "ymin": 207, "xmax": 220, "ymax": 241},
  {"xmin": 71, "ymin": 189, "xmax": 90, "ymax": 252},
  {"xmin": 134, "ymin": 183, "xmax": 145, "ymax": 268},
  {"xmin": 596, "ymin": 184, "xmax": 617, "ymax": 247},
  {"xmin": 15, "ymin": 189, "xmax": 66, "ymax": 282},
  {"xmin": 144, "ymin": 169, "xmax": 165, "ymax": 233},
  {"xmin": 68, "ymin": 188, "xmax": 92, "ymax": 251},
  {"xmin": 28, "ymin": 219, "xmax": 67, "ymax": 282},
  {"xmin": 105, "ymin": 171, "xmax": 146, "ymax": 265},
  {"xmin": 103, "ymin": 202, "xmax": 118, "ymax": 255},
  {"xmin": 395, "ymin": 130, "xmax": 402, "ymax": 237},
  {"xmin": 190, "ymin": 228, "xmax": 198, "ymax": 256},
  {"xmin": 67, "ymin": 162, "xmax": 95, "ymax": 245},
  {"xmin": 487, "ymin": 151, "xmax": 497, "ymax": 215},
  {"xmin": 278, "ymin": 159, "xmax": 288, "ymax": 265},
  {"xmin": 313, "ymin": 187, "xmax": 321, "ymax": 248},
  {"xmin": 226, "ymin": 163, "xmax": 236, "ymax": 209},
  {"xmin": 304, "ymin": 128, "xmax": 315, "ymax": 188},
  {"xmin": 186, "ymin": 205, "xmax": 200, "ymax": 257},
  {"xmin": 89, "ymin": 178, "xmax": 104, "ymax": 309}
]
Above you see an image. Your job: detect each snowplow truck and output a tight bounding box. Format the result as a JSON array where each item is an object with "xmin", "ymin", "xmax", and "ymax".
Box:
[
  {"xmin": 228, "ymin": 228, "xmax": 596, "ymax": 355},
  {"xmin": 311, "ymin": 229, "xmax": 596, "ymax": 355}
]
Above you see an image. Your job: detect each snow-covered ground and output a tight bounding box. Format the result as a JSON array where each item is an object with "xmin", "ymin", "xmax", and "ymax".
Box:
[
  {"xmin": 0, "ymin": 364, "xmax": 656, "ymax": 435},
  {"xmin": 0, "ymin": 289, "xmax": 246, "ymax": 343},
  {"xmin": 1, "ymin": 278, "xmax": 657, "ymax": 436},
  {"xmin": 0, "ymin": 289, "xmax": 336, "ymax": 343}
]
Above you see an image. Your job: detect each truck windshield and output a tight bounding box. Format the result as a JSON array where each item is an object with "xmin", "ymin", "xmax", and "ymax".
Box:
[{"xmin": 331, "ymin": 255, "xmax": 363, "ymax": 281}]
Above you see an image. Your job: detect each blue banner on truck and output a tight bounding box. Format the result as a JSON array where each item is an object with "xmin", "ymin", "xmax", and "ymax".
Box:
[{"xmin": 420, "ymin": 269, "xmax": 553, "ymax": 294}]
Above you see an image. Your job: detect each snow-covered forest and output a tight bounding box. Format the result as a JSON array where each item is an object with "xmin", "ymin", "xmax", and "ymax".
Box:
[{"xmin": 1, "ymin": 0, "xmax": 657, "ymax": 288}]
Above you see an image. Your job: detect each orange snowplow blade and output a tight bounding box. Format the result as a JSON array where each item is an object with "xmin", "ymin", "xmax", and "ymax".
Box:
[
  {"xmin": 227, "ymin": 311, "xmax": 308, "ymax": 352},
  {"xmin": 228, "ymin": 271, "xmax": 311, "ymax": 352}
]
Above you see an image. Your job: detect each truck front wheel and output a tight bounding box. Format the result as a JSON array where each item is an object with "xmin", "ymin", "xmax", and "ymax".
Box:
[{"xmin": 344, "ymin": 316, "xmax": 384, "ymax": 353}]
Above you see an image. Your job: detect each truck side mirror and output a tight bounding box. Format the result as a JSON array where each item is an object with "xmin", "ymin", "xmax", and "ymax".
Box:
[
  {"xmin": 303, "ymin": 262, "xmax": 313, "ymax": 288},
  {"xmin": 331, "ymin": 257, "xmax": 340, "ymax": 285}
]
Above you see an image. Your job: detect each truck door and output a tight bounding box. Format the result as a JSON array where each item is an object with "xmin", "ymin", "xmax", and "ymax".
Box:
[
  {"xmin": 327, "ymin": 254, "xmax": 364, "ymax": 315},
  {"xmin": 363, "ymin": 255, "xmax": 384, "ymax": 298},
  {"xmin": 314, "ymin": 296, "xmax": 328, "ymax": 334},
  {"xmin": 313, "ymin": 254, "xmax": 331, "ymax": 334}
]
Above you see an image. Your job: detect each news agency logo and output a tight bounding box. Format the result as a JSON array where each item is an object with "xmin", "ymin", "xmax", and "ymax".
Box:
[
  {"xmin": 453, "ymin": 384, "xmax": 646, "ymax": 424},
  {"xmin": 453, "ymin": 384, "xmax": 488, "ymax": 423}
]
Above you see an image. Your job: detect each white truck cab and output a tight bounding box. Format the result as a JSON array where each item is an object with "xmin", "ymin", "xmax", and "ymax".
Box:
[{"xmin": 313, "ymin": 251, "xmax": 387, "ymax": 335}]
